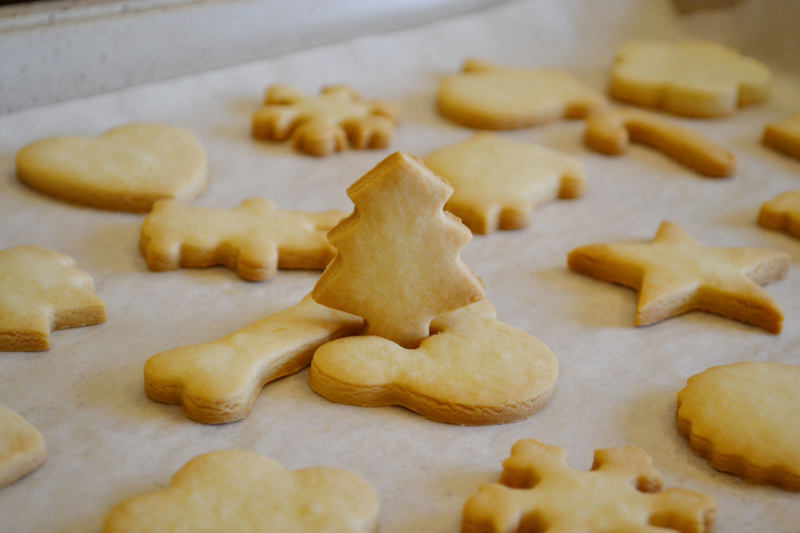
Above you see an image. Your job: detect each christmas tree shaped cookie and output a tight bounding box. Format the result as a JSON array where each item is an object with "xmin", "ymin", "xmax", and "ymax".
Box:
[{"xmin": 311, "ymin": 152, "xmax": 558, "ymax": 425}]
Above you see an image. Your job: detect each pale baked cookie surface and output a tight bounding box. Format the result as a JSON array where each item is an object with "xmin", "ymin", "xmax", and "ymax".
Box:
[
  {"xmin": 0, "ymin": 245, "xmax": 106, "ymax": 351},
  {"xmin": 16, "ymin": 123, "xmax": 207, "ymax": 212},
  {"xmin": 252, "ymin": 85, "xmax": 400, "ymax": 156},
  {"xmin": 102, "ymin": 449, "xmax": 379, "ymax": 533},
  {"xmin": 0, "ymin": 405, "xmax": 47, "ymax": 489},
  {"xmin": 610, "ymin": 40, "xmax": 771, "ymax": 117},
  {"xmin": 677, "ymin": 362, "xmax": 800, "ymax": 492},
  {"xmin": 423, "ymin": 133, "xmax": 585, "ymax": 234},
  {"xmin": 584, "ymin": 107, "xmax": 735, "ymax": 176},
  {"xmin": 437, "ymin": 58, "xmax": 605, "ymax": 129},
  {"xmin": 145, "ymin": 295, "xmax": 361, "ymax": 424},
  {"xmin": 312, "ymin": 152, "xmax": 484, "ymax": 348},
  {"xmin": 310, "ymin": 300, "xmax": 558, "ymax": 425},
  {"xmin": 462, "ymin": 439, "xmax": 716, "ymax": 533},
  {"xmin": 762, "ymin": 112, "xmax": 800, "ymax": 159},
  {"xmin": 567, "ymin": 221, "xmax": 789, "ymax": 332},
  {"xmin": 140, "ymin": 198, "xmax": 345, "ymax": 281},
  {"xmin": 758, "ymin": 190, "xmax": 800, "ymax": 238}
]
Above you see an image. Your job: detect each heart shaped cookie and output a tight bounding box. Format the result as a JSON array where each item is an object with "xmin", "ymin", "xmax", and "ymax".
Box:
[{"xmin": 16, "ymin": 123, "xmax": 208, "ymax": 212}]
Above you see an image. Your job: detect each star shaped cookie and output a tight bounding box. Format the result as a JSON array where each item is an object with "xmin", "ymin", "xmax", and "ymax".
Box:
[
  {"xmin": 758, "ymin": 190, "xmax": 800, "ymax": 238},
  {"xmin": 762, "ymin": 112, "xmax": 800, "ymax": 159},
  {"xmin": 0, "ymin": 405, "xmax": 47, "ymax": 489},
  {"xmin": 567, "ymin": 221, "xmax": 790, "ymax": 332},
  {"xmin": 423, "ymin": 133, "xmax": 586, "ymax": 234}
]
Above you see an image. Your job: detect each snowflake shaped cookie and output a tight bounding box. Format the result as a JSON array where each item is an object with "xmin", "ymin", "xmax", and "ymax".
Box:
[
  {"xmin": 252, "ymin": 84, "xmax": 400, "ymax": 156},
  {"xmin": 610, "ymin": 40, "xmax": 771, "ymax": 117},
  {"xmin": 0, "ymin": 245, "xmax": 106, "ymax": 351},
  {"xmin": 140, "ymin": 198, "xmax": 345, "ymax": 281},
  {"xmin": 462, "ymin": 439, "xmax": 716, "ymax": 533}
]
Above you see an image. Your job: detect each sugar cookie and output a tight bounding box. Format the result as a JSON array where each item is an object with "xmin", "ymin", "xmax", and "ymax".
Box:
[
  {"xmin": 437, "ymin": 58, "xmax": 605, "ymax": 129},
  {"xmin": 462, "ymin": 439, "xmax": 716, "ymax": 533},
  {"xmin": 0, "ymin": 245, "xmax": 106, "ymax": 351},
  {"xmin": 567, "ymin": 221, "xmax": 789, "ymax": 332},
  {"xmin": 16, "ymin": 123, "xmax": 207, "ymax": 212},
  {"xmin": 762, "ymin": 112, "xmax": 800, "ymax": 160},
  {"xmin": 312, "ymin": 152, "xmax": 484, "ymax": 348},
  {"xmin": 758, "ymin": 190, "xmax": 800, "ymax": 238},
  {"xmin": 0, "ymin": 405, "xmax": 47, "ymax": 489},
  {"xmin": 252, "ymin": 84, "xmax": 400, "ymax": 156},
  {"xmin": 423, "ymin": 133, "xmax": 585, "ymax": 234},
  {"xmin": 140, "ymin": 198, "xmax": 345, "ymax": 281},
  {"xmin": 103, "ymin": 449, "xmax": 379, "ymax": 533},
  {"xmin": 145, "ymin": 295, "xmax": 361, "ymax": 424},
  {"xmin": 310, "ymin": 299, "xmax": 558, "ymax": 425},
  {"xmin": 677, "ymin": 362, "xmax": 800, "ymax": 491},
  {"xmin": 610, "ymin": 40, "xmax": 771, "ymax": 117},
  {"xmin": 584, "ymin": 107, "xmax": 735, "ymax": 176}
]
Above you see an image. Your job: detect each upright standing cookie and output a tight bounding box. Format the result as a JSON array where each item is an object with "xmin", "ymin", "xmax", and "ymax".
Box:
[
  {"xmin": 758, "ymin": 190, "xmax": 800, "ymax": 238},
  {"xmin": 140, "ymin": 198, "xmax": 345, "ymax": 281},
  {"xmin": 423, "ymin": 133, "xmax": 586, "ymax": 234},
  {"xmin": 567, "ymin": 221, "xmax": 790, "ymax": 332},
  {"xmin": 677, "ymin": 362, "xmax": 800, "ymax": 492},
  {"xmin": 310, "ymin": 299, "xmax": 558, "ymax": 425},
  {"xmin": 609, "ymin": 40, "xmax": 771, "ymax": 117},
  {"xmin": 0, "ymin": 245, "xmax": 106, "ymax": 351},
  {"xmin": 103, "ymin": 450, "xmax": 379, "ymax": 533},
  {"xmin": 16, "ymin": 123, "xmax": 208, "ymax": 212},
  {"xmin": 252, "ymin": 84, "xmax": 400, "ymax": 156},
  {"xmin": 145, "ymin": 295, "xmax": 361, "ymax": 424},
  {"xmin": 0, "ymin": 405, "xmax": 47, "ymax": 489},
  {"xmin": 584, "ymin": 107, "xmax": 735, "ymax": 177},
  {"xmin": 762, "ymin": 112, "xmax": 800, "ymax": 160},
  {"xmin": 437, "ymin": 58, "xmax": 605, "ymax": 129},
  {"xmin": 462, "ymin": 439, "xmax": 716, "ymax": 533},
  {"xmin": 312, "ymin": 152, "xmax": 484, "ymax": 348}
]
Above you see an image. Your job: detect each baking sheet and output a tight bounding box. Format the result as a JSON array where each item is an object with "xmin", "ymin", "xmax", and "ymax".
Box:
[{"xmin": 1, "ymin": 0, "xmax": 799, "ymax": 531}]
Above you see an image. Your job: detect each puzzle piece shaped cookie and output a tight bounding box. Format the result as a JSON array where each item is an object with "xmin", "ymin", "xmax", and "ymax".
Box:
[
  {"xmin": 140, "ymin": 198, "xmax": 345, "ymax": 281},
  {"xmin": 462, "ymin": 439, "xmax": 716, "ymax": 532},
  {"xmin": 437, "ymin": 58, "xmax": 606, "ymax": 129},
  {"xmin": 423, "ymin": 133, "xmax": 586, "ymax": 234},
  {"xmin": 584, "ymin": 107, "xmax": 735, "ymax": 177},
  {"xmin": 145, "ymin": 295, "xmax": 361, "ymax": 423},
  {"xmin": 103, "ymin": 449, "xmax": 379, "ymax": 533},
  {"xmin": 312, "ymin": 152, "xmax": 484, "ymax": 348},
  {"xmin": 252, "ymin": 84, "xmax": 400, "ymax": 156},
  {"xmin": 309, "ymin": 299, "xmax": 558, "ymax": 425},
  {"xmin": 0, "ymin": 245, "xmax": 106, "ymax": 351},
  {"xmin": 16, "ymin": 123, "xmax": 207, "ymax": 212},
  {"xmin": 0, "ymin": 405, "xmax": 47, "ymax": 489},
  {"xmin": 568, "ymin": 221, "xmax": 789, "ymax": 332},
  {"xmin": 610, "ymin": 40, "xmax": 771, "ymax": 117},
  {"xmin": 763, "ymin": 112, "xmax": 800, "ymax": 160},
  {"xmin": 758, "ymin": 190, "xmax": 800, "ymax": 238},
  {"xmin": 678, "ymin": 362, "xmax": 800, "ymax": 492}
]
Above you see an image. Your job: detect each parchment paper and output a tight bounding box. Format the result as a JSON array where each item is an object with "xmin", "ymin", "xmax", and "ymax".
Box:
[{"xmin": 1, "ymin": 1, "xmax": 799, "ymax": 531}]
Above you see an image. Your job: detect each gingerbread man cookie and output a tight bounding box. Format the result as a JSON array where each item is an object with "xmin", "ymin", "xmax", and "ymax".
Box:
[
  {"xmin": 0, "ymin": 405, "xmax": 47, "ymax": 489},
  {"xmin": 312, "ymin": 152, "xmax": 484, "ymax": 348},
  {"xmin": 423, "ymin": 133, "xmax": 586, "ymax": 234},
  {"xmin": 462, "ymin": 439, "xmax": 716, "ymax": 533},
  {"xmin": 584, "ymin": 107, "xmax": 735, "ymax": 177},
  {"xmin": 252, "ymin": 84, "xmax": 400, "ymax": 156},
  {"xmin": 16, "ymin": 123, "xmax": 207, "ymax": 212},
  {"xmin": 758, "ymin": 190, "xmax": 800, "ymax": 239},
  {"xmin": 140, "ymin": 198, "xmax": 345, "ymax": 281},
  {"xmin": 437, "ymin": 58, "xmax": 605, "ymax": 129},
  {"xmin": 762, "ymin": 112, "xmax": 800, "ymax": 160},
  {"xmin": 0, "ymin": 245, "xmax": 106, "ymax": 351},
  {"xmin": 610, "ymin": 40, "xmax": 771, "ymax": 117},
  {"xmin": 310, "ymin": 299, "xmax": 558, "ymax": 425},
  {"xmin": 568, "ymin": 221, "xmax": 790, "ymax": 332},
  {"xmin": 145, "ymin": 295, "xmax": 361, "ymax": 424},
  {"xmin": 678, "ymin": 362, "xmax": 800, "ymax": 492},
  {"xmin": 103, "ymin": 450, "xmax": 379, "ymax": 533}
]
